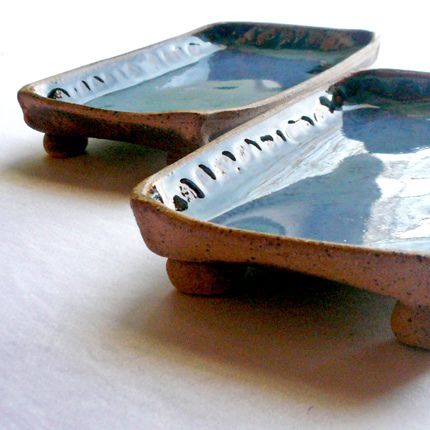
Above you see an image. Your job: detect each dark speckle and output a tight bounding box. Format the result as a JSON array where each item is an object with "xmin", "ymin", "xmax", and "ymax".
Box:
[
  {"xmin": 244, "ymin": 139, "xmax": 262, "ymax": 151},
  {"xmin": 260, "ymin": 135, "xmax": 274, "ymax": 142},
  {"xmin": 216, "ymin": 85, "xmax": 238, "ymax": 90},
  {"xmin": 180, "ymin": 178, "xmax": 205, "ymax": 198},
  {"xmin": 301, "ymin": 115, "xmax": 315, "ymax": 126},
  {"xmin": 222, "ymin": 150, "xmax": 236, "ymax": 161},
  {"xmin": 47, "ymin": 87, "xmax": 70, "ymax": 99},
  {"xmin": 173, "ymin": 195, "xmax": 188, "ymax": 211}
]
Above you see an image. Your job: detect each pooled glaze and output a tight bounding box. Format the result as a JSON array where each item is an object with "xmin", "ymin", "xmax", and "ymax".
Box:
[{"xmin": 85, "ymin": 46, "xmax": 352, "ymax": 113}]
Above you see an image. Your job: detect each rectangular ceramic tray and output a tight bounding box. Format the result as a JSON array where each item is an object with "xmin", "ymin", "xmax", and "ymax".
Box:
[
  {"xmin": 131, "ymin": 69, "xmax": 430, "ymax": 349},
  {"xmin": 18, "ymin": 22, "xmax": 378, "ymax": 160}
]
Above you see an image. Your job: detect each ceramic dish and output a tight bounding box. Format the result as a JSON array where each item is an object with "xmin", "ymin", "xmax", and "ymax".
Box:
[
  {"xmin": 18, "ymin": 22, "xmax": 378, "ymax": 160},
  {"xmin": 132, "ymin": 69, "xmax": 430, "ymax": 349}
]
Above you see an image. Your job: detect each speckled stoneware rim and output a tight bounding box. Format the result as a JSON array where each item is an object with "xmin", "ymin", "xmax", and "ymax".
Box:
[{"xmin": 131, "ymin": 68, "xmax": 430, "ymax": 308}]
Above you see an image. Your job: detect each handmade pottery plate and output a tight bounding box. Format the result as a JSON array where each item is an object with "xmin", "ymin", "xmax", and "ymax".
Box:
[
  {"xmin": 131, "ymin": 69, "xmax": 430, "ymax": 349},
  {"xmin": 18, "ymin": 22, "xmax": 378, "ymax": 160}
]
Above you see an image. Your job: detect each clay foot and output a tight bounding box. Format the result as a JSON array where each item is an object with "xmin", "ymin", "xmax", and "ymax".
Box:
[
  {"xmin": 391, "ymin": 301, "xmax": 430, "ymax": 350},
  {"xmin": 166, "ymin": 259, "xmax": 246, "ymax": 295},
  {"xmin": 43, "ymin": 134, "xmax": 88, "ymax": 158}
]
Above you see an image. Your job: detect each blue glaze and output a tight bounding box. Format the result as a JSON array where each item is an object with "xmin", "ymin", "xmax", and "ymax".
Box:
[
  {"xmin": 85, "ymin": 47, "xmax": 346, "ymax": 113},
  {"xmin": 212, "ymin": 104, "xmax": 430, "ymax": 251}
]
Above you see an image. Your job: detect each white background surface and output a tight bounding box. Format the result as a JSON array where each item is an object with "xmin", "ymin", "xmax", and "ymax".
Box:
[{"xmin": 2, "ymin": 1, "xmax": 430, "ymax": 429}]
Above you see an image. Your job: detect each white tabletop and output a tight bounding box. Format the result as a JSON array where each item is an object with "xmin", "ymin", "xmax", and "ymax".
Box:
[{"xmin": 2, "ymin": 1, "xmax": 430, "ymax": 429}]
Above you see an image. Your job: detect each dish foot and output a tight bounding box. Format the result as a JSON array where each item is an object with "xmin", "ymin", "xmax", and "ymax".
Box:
[
  {"xmin": 43, "ymin": 134, "xmax": 88, "ymax": 158},
  {"xmin": 391, "ymin": 301, "xmax": 430, "ymax": 350},
  {"xmin": 166, "ymin": 259, "xmax": 244, "ymax": 295}
]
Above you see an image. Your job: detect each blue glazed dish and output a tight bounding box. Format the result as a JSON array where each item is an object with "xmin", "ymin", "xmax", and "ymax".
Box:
[
  {"xmin": 17, "ymin": 22, "xmax": 378, "ymax": 159},
  {"xmin": 132, "ymin": 69, "xmax": 430, "ymax": 349}
]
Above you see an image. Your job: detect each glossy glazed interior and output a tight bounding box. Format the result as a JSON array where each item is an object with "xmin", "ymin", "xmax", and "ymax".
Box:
[
  {"xmin": 85, "ymin": 46, "xmax": 353, "ymax": 113},
  {"xmin": 213, "ymin": 102, "xmax": 430, "ymax": 251},
  {"xmin": 146, "ymin": 72, "xmax": 430, "ymax": 254},
  {"xmin": 34, "ymin": 23, "xmax": 372, "ymax": 112}
]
